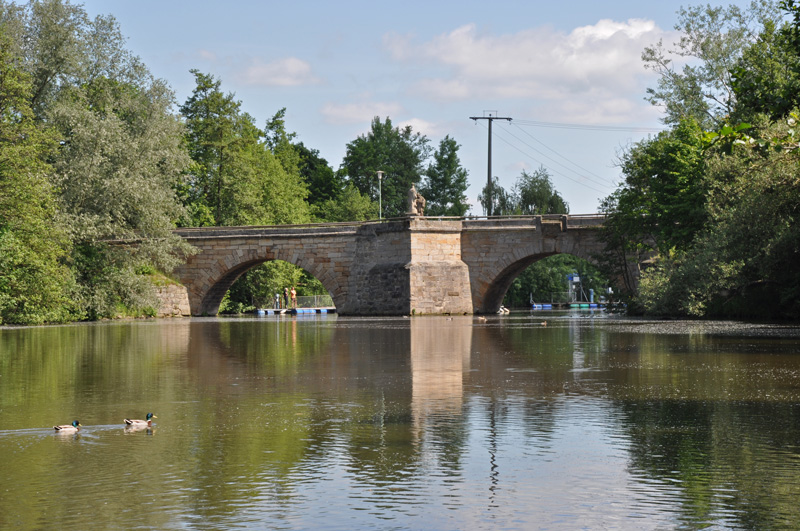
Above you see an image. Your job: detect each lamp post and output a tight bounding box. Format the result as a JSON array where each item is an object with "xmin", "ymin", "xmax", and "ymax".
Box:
[{"xmin": 376, "ymin": 170, "xmax": 384, "ymax": 219}]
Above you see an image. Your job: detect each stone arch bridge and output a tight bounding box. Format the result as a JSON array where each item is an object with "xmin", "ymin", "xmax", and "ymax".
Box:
[{"xmin": 170, "ymin": 215, "xmax": 607, "ymax": 316}]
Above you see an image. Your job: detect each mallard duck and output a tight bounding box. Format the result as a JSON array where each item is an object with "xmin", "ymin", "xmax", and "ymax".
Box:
[
  {"xmin": 124, "ymin": 413, "xmax": 156, "ymax": 427},
  {"xmin": 54, "ymin": 420, "xmax": 81, "ymax": 432}
]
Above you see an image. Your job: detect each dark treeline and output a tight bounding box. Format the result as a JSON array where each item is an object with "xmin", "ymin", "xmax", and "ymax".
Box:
[{"xmin": 2, "ymin": 0, "xmax": 800, "ymax": 323}]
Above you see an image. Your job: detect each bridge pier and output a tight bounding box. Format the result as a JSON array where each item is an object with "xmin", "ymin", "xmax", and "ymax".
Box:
[{"xmin": 330, "ymin": 219, "xmax": 474, "ymax": 315}]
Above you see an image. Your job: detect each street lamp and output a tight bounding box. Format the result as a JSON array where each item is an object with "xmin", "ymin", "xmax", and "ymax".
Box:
[{"xmin": 376, "ymin": 170, "xmax": 384, "ymax": 219}]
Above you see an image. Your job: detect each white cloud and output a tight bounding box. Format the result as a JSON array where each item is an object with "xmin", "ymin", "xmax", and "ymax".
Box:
[
  {"xmin": 321, "ymin": 101, "xmax": 405, "ymax": 124},
  {"xmin": 398, "ymin": 117, "xmax": 440, "ymax": 136},
  {"xmin": 383, "ymin": 19, "xmax": 672, "ymax": 123},
  {"xmin": 240, "ymin": 57, "xmax": 320, "ymax": 87}
]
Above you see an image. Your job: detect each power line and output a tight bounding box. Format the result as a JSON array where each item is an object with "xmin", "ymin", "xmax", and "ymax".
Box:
[
  {"xmin": 503, "ymin": 122, "xmax": 614, "ymax": 187},
  {"xmin": 513, "ymin": 119, "xmax": 662, "ymax": 133},
  {"xmin": 492, "ymin": 129, "xmax": 610, "ymax": 195},
  {"xmin": 475, "ymin": 120, "xmax": 611, "ymax": 196}
]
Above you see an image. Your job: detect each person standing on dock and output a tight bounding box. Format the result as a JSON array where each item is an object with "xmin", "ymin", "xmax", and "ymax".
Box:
[
  {"xmin": 291, "ymin": 287, "xmax": 297, "ymax": 309},
  {"xmin": 283, "ymin": 288, "xmax": 289, "ymax": 309}
]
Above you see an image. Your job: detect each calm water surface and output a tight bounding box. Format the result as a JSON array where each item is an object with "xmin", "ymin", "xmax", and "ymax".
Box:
[{"xmin": 2, "ymin": 313, "xmax": 800, "ymax": 530}]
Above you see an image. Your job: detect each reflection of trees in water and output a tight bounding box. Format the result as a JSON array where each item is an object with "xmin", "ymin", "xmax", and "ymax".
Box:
[{"xmin": 618, "ymin": 399, "xmax": 800, "ymax": 529}]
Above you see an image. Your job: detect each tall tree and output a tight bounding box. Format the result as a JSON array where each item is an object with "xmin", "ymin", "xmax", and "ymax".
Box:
[
  {"xmin": 0, "ymin": 29, "xmax": 74, "ymax": 324},
  {"xmin": 419, "ymin": 135, "xmax": 470, "ymax": 216},
  {"xmin": 179, "ymin": 71, "xmax": 310, "ymax": 227},
  {"xmin": 48, "ymin": 76, "xmax": 193, "ymax": 318},
  {"xmin": 295, "ymin": 141, "xmax": 342, "ymax": 208},
  {"xmin": 2, "ymin": 0, "xmax": 193, "ymax": 319},
  {"xmin": 637, "ymin": 116, "xmax": 800, "ymax": 318},
  {"xmin": 477, "ymin": 177, "xmax": 514, "ymax": 216},
  {"xmin": 340, "ymin": 116, "xmax": 430, "ymax": 218},
  {"xmin": 603, "ymin": 119, "xmax": 706, "ymax": 255},
  {"xmin": 0, "ymin": 0, "xmax": 152, "ymax": 118},
  {"xmin": 478, "ymin": 168, "xmax": 568, "ymax": 216},
  {"xmin": 642, "ymin": 0, "xmax": 782, "ymax": 128},
  {"xmin": 731, "ymin": 0, "xmax": 800, "ymax": 120}
]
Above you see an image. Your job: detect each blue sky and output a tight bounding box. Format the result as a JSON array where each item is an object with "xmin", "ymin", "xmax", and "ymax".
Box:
[{"xmin": 74, "ymin": 1, "xmax": 745, "ymax": 214}]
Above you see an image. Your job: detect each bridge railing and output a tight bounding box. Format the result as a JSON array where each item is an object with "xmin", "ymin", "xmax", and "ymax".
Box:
[{"xmin": 168, "ymin": 214, "xmax": 607, "ymax": 239}]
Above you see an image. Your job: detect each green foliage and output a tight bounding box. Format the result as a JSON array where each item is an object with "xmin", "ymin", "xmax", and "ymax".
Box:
[
  {"xmin": 179, "ymin": 71, "xmax": 310, "ymax": 227},
  {"xmin": 312, "ymin": 183, "xmax": 377, "ymax": 222},
  {"xmin": 477, "ymin": 177, "xmax": 515, "ymax": 216},
  {"xmin": 0, "ymin": 28, "xmax": 75, "ymax": 324},
  {"xmin": 340, "ymin": 116, "xmax": 430, "ymax": 218},
  {"xmin": 478, "ymin": 167, "xmax": 568, "ymax": 216},
  {"xmin": 637, "ymin": 116, "xmax": 800, "ymax": 318},
  {"xmin": 731, "ymin": 20, "xmax": 800, "ymax": 121},
  {"xmin": 180, "ymin": 74, "xmax": 317, "ymax": 311},
  {"xmin": 604, "ymin": 119, "xmax": 707, "ymax": 255},
  {"xmin": 225, "ymin": 261, "xmax": 326, "ymax": 312},
  {"xmin": 1, "ymin": 1, "xmax": 196, "ymax": 321},
  {"xmin": 419, "ymin": 135, "xmax": 470, "ymax": 216},
  {"xmin": 642, "ymin": 1, "xmax": 782, "ymax": 128},
  {"xmin": 295, "ymin": 141, "xmax": 342, "ymax": 207},
  {"xmin": 512, "ymin": 168, "xmax": 569, "ymax": 215}
]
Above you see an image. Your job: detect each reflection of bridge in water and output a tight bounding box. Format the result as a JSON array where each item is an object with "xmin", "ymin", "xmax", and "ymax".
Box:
[{"xmin": 172, "ymin": 215, "xmax": 607, "ymax": 316}]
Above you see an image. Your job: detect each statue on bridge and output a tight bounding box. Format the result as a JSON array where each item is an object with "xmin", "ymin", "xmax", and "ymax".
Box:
[{"xmin": 407, "ymin": 184, "xmax": 426, "ymax": 216}]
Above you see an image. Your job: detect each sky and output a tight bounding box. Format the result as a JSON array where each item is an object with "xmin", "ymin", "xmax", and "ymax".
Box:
[{"xmin": 72, "ymin": 0, "xmax": 744, "ymax": 214}]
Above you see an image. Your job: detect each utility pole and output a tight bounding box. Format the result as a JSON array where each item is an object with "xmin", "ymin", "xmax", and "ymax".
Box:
[{"xmin": 470, "ymin": 111, "xmax": 511, "ymax": 216}]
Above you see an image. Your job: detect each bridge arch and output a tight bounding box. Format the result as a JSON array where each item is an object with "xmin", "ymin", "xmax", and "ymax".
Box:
[
  {"xmin": 461, "ymin": 217, "xmax": 606, "ymax": 314},
  {"xmin": 173, "ymin": 226, "xmax": 358, "ymax": 316},
  {"xmin": 195, "ymin": 249, "xmax": 346, "ymax": 316},
  {"xmin": 473, "ymin": 251, "xmax": 603, "ymax": 313}
]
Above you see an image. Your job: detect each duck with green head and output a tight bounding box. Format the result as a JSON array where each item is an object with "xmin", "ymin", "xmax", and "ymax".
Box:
[
  {"xmin": 124, "ymin": 413, "xmax": 156, "ymax": 427},
  {"xmin": 54, "ymin": 420, "xmax": 81, "ymax": 432}
]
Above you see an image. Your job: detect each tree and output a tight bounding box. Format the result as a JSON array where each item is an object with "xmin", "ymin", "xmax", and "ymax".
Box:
[
  {"xmin": 312, "ymin": 183, "xmax": 377, "ymax": 222},
  {"xmin": 642, "ymin": 1, "xmax": 782, "ymax": 128},
  {"xmin": 2, "ymin": 1, "xmax": 194, "ymax": 320},
  {"xmin": 340, "ymin": 116, "xmax": 430, "ymax": 218},
  {"xmin": 637, "ymin": 115, "xmax": 800, "ymax": 318},
  {"xmin": 419, "ymin": 135, "xmax": 470, "ymax": 216},
  {"xmin": 180, "ymin": 73, "xmax": 315, "ymax": 312},
  {"xmin": 477, "ymin": 177, "xmax": 514, "ymax": 216},
  {"xmin": 512, "ymin": 167, "xmax": 569, "ymax": 215},
  {"xmin": 605, "ymin": 119, "xmax": 707, "ymax": 255},
  {"xmin": 0, "ymin": 29, "xmax": 74, "ymax": 324},
  {"xmin": 478, "ymin": 168, "xmax": 568, "ymax": 216},
  {"xmin": 731, "ymin": 1, "xmax": 800, "ymax": 120},
  {"xmin": 295, "ymin": 142, "xmax": 343, "ymax": 208},
  {"xmin": 504, "ymin": 255, "xmax": 607, "ymax": 308},
  {"xmin": 0, "ymin": 0, "xmax": 152, "ymax": 119},
  {"xmin": 48, "ymin": 75, "xmax": 193, "ymax": 318},
  {"xmin": 179, "ymin": 71, "xmax": 310, "ymax": 227}
]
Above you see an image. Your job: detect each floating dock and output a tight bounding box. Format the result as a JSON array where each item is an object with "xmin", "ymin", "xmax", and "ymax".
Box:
[
  {"xmin": 531, "ymin": 302, "xmax": 603, "ymax": 310},
  {"xmin": 256, "ymin": 308, "xmax": 336, "ymax": 316}
]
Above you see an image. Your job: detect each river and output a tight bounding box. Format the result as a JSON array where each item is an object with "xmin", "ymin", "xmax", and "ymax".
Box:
[{"xmin": 1, "ymin": 312, "xmax": 800, "ymax": 530}]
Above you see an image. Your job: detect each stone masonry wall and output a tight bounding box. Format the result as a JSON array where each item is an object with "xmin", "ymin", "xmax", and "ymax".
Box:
[
  {"xmin": 155, "ymin": 284, "xmax": 191, "ymax": 317},
  {"xmin": 407, "ymin": 219, "xmax": 473, "ymax": 315}
]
